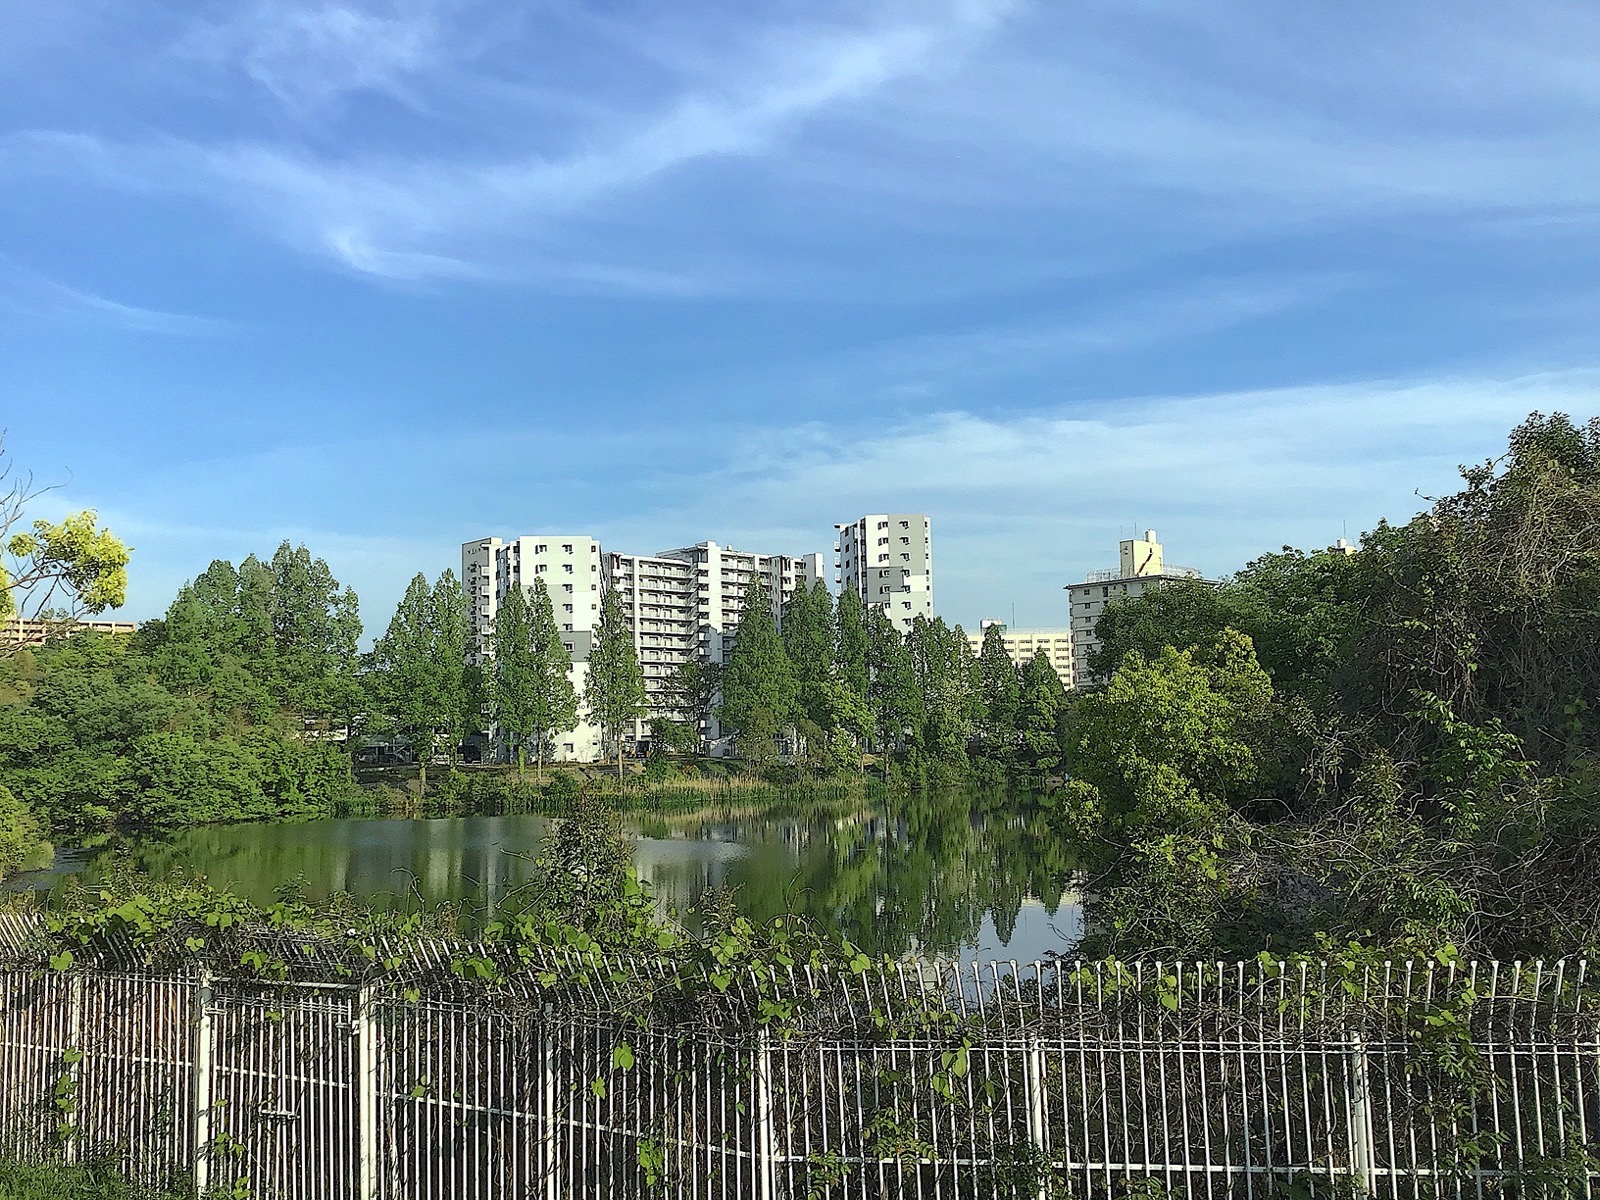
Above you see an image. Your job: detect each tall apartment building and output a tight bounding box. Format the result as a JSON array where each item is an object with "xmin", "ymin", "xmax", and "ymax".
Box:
[
  {"xmin": 461, "ymin": 535, "xmax": 605, "ymax": 761},
  {"xmin": 609, "ymin": 542, "xmax": 824, "ymax": 747},
  {"xmin": 464, "ymin": 535, "xmax": 824, "ymax": 760},
  {"xmin": 966, "ymin": 621, "xmax": 1074, "ymax": 690},
  {"xmin": 1066, "ymin": 530, "xmax": 1214, "ymax": 687},
  {"xmin": 834, "ymin": 513, "xmax": 933, "ymax": 635}
]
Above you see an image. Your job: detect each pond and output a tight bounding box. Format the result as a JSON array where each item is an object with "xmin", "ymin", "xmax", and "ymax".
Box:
[{"xmin": 17, "ymin": 792, "xmax": 1084, "ymax": 965}]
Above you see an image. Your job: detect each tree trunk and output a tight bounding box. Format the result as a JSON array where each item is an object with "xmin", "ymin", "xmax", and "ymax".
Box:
[
  {"xmin": 516, "ymin": 741, "xmax": 526, "ymax": 777},
  {"xmin": 536, "ymin": 736, "xmax": 543, "ymax": 783},
  {"xmin": 617, "ymin": 732, "xmax": 624, "ymax": 783}
]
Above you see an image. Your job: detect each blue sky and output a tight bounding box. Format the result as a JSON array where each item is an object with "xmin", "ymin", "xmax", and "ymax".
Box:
[{"xmin": 1, "ymin": 0, "xmax": 1596, "ymax": 635}]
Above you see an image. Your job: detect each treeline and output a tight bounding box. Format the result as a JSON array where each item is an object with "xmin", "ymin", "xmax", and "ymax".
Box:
[
  {"xmin": 694, "ymin": 578, "xmax": 1070, "ymax": 784},
  {"xmin": 0, "ymin": 545, "xmax": 366, "ymax": 853},
  {"xmin": 1062, "ymin": 413, "xmax": 1600, "ymax": 962}
]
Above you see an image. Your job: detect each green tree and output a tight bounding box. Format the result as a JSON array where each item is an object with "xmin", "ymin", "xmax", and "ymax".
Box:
[
  {"xmin": 0, "ymin": 438, "xmax": 130, "ymax": 627},
  {"xmin": 367, "ymin": 569, "xmax": 480, "ymax": 790},
  {"xmin": 833, "ymin": 588, "xmax": 870, "ymax": 703},
  {"xmin": 977, "ymin": 623, "xmax": 1021, "ymax": 750},
  {"xmin": 718, "ymin": 580, "xmax": 797, "ymax": 751},
  {"xmin": 864, "ymin": 605, "xmax": 922, "ymax": 752},
  {"xmin": 522, "ymin": 578, "xmax": 579, "ymax": 781},
  {"xmin": 1068, "ymin": 628, "xmax": 1274, "ymax": 833},
  {"xmin": 666, "ymin": 658, "xmax": 721, "ymax": 752},
  {"xmin": 782, "ymin": 580, "xmax": 834, "ymax": 728},
  {"xmin": 488, "ymin": 581, "xmax": 537, "ymax": 775},
  {"xmin": 1015, "ymin": 651, "xmax": 1068, "ymax": 780},
  {"xmin": 585, "ymin": 587, "xmax": 647, "ymax": 781},
  {"xmin": 906, "ymin": 615, "xmax": 980, "ymax": 763},
  {"xmin": 264, "ymin": 544, "xmax": 361, "ymax": 729},
  {"xmin": 428, "ymin": 570, "xmax": 473, "ymax": 762}
]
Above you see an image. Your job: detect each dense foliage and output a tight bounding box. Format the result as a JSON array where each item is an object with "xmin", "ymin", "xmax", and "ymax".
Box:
[
  {"xmin": 0, "ymin": 544, "xmax": 363, "ymax": 843},
  {"xmin": 1066, "ymin": 413, "xmax": 1600, "ymax": 962}
]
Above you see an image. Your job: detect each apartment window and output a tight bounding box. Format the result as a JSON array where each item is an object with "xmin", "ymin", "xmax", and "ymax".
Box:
[
  {"xmin": 899, "ymin": 520, "xmax": 909, "ymax": 529},
  {"xmin": 535, "ymin": 544, "xmax": 547, "ymax": 553},
  {"xmin": 564, "ymin": 564, "xmax": 573, "ymax": 573},
  {"xmin": 900, "ymin": 537, "xmax": 909, "ymax": 545},
  {"xmin": 877, "ymin": 521, "xmax": 888, "ymax": 530},
  {"xmin": 562, "ymin": 544, "xmax": 573, "ymax": 553},
  {"xmin": 563, "ymin": 583, "xmax": 573, "ymax": 592},
  {"xmin": 535, "ymin": 563, "xmax": 547, "ymax": 574},
  {"xmin": 877, "ymin": 554, "xmax": 889, "ymax": 563},
  {"xmin": 877, "ymin": 537, "xmax": 889, "ymax": 546},
  {"xmin": 1102, "ymin": 587, "xmax": 1109, "ymax": 597},
  {"xmin": 902, "ymin": 601, "xmax": 912, "ymax": 609},
  {"xmin": 563, "ymin": 644, "xmax": 573, "ymax": 653},
  {"xmin": 900, "ymin": 554, "xmax": 910, "ymax": 562},
  {"xmin": 564, "ymin": 604, "xmax": 573, "ymax": 613}
]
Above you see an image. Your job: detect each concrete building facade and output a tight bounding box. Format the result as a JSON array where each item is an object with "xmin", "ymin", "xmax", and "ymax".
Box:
[
  {"xmin": 465, "ymin": 535, "xmax": 824, "ymax": 761},
  {"xmin": 608, "ymin": 542, "xmax": 824, "ymax": 750},
  {"xmin": 834, "ymin": 513, "xmax": 933, "ymax": 635},
  {"xmin": 967, "ymin": 621, "xmax": 1075, "ymax": 690},
  {"xmin": 1066, "ymin": 530, "xmax": 1213, "ymax": 687}
]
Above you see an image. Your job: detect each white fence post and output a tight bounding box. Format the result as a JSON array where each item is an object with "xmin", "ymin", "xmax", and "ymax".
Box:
[
  {"xmin": 542, "ymin": 1022, "xmax": 560, "ymax": 1200},
  {"xmin": 1025, "ymin": 1038, "xmax": 1049, "ymax": 1200},
  {"xmin": 754, "ymin": 1031, "xmax": 776, "ymax": 1200},
  {"xmin": 356, "ymin": 986, "xmax": 379, "ymax": 1200},
  {"xmin": 190, "ymin": 972, "xmax": 215, "ymax": 1200},
  {"xmin": 63, "ymin": 973, "xmax": 85, "ymax": 1165},
  {"xmin": 1346, "ymin": 1031, "xmax": 1376, "ymax": 1195}
]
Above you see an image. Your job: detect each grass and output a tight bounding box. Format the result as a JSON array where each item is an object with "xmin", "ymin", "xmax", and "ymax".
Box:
[{"xmin": 0, "ymin": 1160, "xmax": 183, "ymax": 1200}]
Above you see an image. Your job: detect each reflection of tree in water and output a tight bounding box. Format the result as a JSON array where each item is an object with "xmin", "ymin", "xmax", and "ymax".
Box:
[
  {"xmin": 64, "ymin": 791, "xmax": 1082, "ymax": 958},
  {"xmin": 716, "ymin": 789, "xmax": 1080, "ymax": 959}
]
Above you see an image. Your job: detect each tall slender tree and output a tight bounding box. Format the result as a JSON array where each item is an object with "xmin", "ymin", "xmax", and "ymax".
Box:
[
  {"xmin": 864, "ymin": 605, "xmax": 922, "ymax": 753},
  {"xmin": 488, "ymin": 582, "xmax": 537, "ymax": 774},
  {"xmin": 585, "ymin": 587, "xmax": 647, "ymax": 781},
  {"xmin": 428, "ymin": 570, "xmax": 471, "ymax": 764},
  {"xmin": 834, "ymin": 588, "xmax": 870, "ymax": 703},
  {"xmin": 368, "ymin": 573, "xmax": 447, "ymax": 790},
  {"xmin": 978, "ymin": 622, "xmax": 1022, "ymax": 749},
  {"xmin": 719, "ymin": 580, "xmax": 798, "ymax": 757},
  {"xmin": 783, "ymin": 579, "xmax": 834, "ymax": 731},
  {"xmin": 521, "ymin": 578, "xmax": 578, "ymax": 781}
]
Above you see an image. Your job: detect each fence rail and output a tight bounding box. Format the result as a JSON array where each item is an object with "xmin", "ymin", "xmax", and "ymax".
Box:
[{"xmin": 0, "ymin": 944, "xmax": 1596, "ymax": 1198}]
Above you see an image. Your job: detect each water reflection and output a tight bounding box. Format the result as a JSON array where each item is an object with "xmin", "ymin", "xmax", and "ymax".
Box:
[{"xmin": 27, "ymin": 791, "xmax": 1084, "ymax": 964}]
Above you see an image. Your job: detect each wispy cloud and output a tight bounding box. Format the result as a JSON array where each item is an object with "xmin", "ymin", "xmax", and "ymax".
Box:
[
  {"xmin": 7, "ymin": 0, "xmax": 1022, "ymax": 283},
  {"xmin": 0, "ymin": 262, "xmax": 238, "ymax": 336},
  {"xmin": 175, "ymin": 0, "xmax": 458, "ymax": 116}
]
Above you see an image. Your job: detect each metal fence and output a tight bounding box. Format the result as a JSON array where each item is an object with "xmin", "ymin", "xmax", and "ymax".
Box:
[{"xmin": 1, "ymin": 945, "xmax": 1596, "ymax": 1198}]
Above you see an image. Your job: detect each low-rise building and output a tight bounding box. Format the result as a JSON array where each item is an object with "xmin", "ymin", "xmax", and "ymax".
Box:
[
  {"xmin": 2, "ymin": 617, "xmax": 137, "ymax": 647},
  {"xmin": 1066, "ymin": 530, "xmax": 1215, "ymax": 686},
  {"xmin": 967, "ymin": 621, "xmax": 1074, "ymax": 690}
]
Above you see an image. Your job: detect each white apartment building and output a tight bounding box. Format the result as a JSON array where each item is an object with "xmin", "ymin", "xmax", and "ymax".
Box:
[
  {"xmin": 967, "ymin": 621, "xmax": 1074, "ymax": 690},
  {"xmin": 461, "ymin": 535, "xmax": 605, "ymax": 762},
  {"xmin": 465, "ymin": 535, "xmax": 825, "ymax": 761},
  {"xmin": 1066, "ymin": 530, "xmax": 1213, "ymax": 687},
  {"xmin": 834, "ymin": 513, "xmax": 933, "ymax": 635},
  {"xmin": 608, "ymin": 542, "xmax": 824, "ymax": 750}
]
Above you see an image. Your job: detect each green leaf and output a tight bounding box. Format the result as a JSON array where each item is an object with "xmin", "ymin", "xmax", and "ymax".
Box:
[{"xmin": 611, "ymin": 1043, "xmax": 635, "ymax": 1071}]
